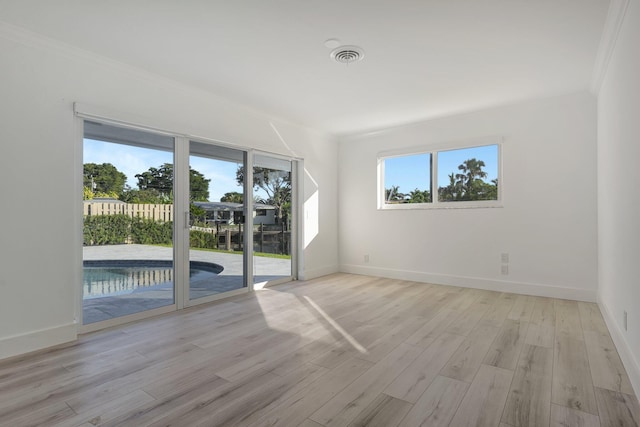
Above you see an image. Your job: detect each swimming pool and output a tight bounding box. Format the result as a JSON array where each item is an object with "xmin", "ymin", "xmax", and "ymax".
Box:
[{"xmin": 83, "ymin": 259, "xmax": 223, "ymax": 298}]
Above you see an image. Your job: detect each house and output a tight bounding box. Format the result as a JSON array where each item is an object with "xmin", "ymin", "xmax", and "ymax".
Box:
[
  {"xmin": 193, "ymin": 201, "xmax": 277, "ymax": 225},
  {"xmin": 1, "ymin": 0, "xmax": 639, "ymax": 424}
]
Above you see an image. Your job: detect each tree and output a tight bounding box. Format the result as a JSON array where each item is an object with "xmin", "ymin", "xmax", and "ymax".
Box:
[
  {"xmin": 385, "ymin": 185, "xmax": 404, "ymax": 202},
  {"xmin": 135, "ymin": 164, "xmax": 173, "ymax": 200},
  {"xmin": 455, "ymin": 158, "xmax": 488, "ymax": 200},
  {"xmin": 408, "ymin": 188, "xmax": 431, "ymax": 203},
  {"xmin": 120, "ymin": 188, "xmax": 163, "ymax": 204},
  {"xmin": 474, "ymin": 178, "xmax": 499, "ymax": 201},
  {"xmin": 189, "ymin": 168, "xmax": 210, "ymax": 201},
  {"xmin": 83, "ymin": 186, "xmax": 94, "ymax": 200},
  {"xmin": 220, "ymin": 191, "xmax": 243, "ymax": 203},
  {"xmin": 237, "ymin": 166, "xmax": 291, "ymax": 225},
  {"xmin": 83, "ymin": 163, "xmax": 127, "ymax": 198},
  {"xmin": 189, "ymin": 203, "xmax": 207, "ymax": 225},
  {"xmin": 438, "ymin": 158, "xmax": 497, "ymax": 201},
  {"xmin": 385, "ymin": 186, "xmax": 430, "ymax": 203},
  {"xmin": 135, "ymin": 163, "xmax": 210, "ymax": 202},
  {"xmin": 438, "ymin": 173, "xmax": 462, "ymax": 201}
]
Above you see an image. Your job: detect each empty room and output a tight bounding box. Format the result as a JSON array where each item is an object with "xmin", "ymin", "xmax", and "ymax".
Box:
[{"xmin": 1, "ymin": 1, "xmax": 639, "ymax": 426}]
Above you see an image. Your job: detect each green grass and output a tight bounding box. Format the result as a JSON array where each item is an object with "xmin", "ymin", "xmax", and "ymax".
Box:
[
  {"xmin": 152, "ymin": 243, "xmax": 291, "ymax": 260},
  {"xmin": 252, "ymin": 251, "xmax": 291, "ymax": 260}
]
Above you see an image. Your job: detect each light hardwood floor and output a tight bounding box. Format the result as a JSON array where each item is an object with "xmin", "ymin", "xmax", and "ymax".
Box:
[{"xmin": 1, "ymin": 273, "xmax": 639, "ymax": 427}]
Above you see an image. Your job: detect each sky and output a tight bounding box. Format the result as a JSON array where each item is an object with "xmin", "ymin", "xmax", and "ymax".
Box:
[
  {"xmin": 86, "ymin": 138, "xmax": 497, "ymax": 202},
  {"xmin": 384, "ymin": 144, "xmax": 499, "ymax": 194},
  {"xmin": 84, "ymin": 139, "xmax": 244, "ymax": 202}
]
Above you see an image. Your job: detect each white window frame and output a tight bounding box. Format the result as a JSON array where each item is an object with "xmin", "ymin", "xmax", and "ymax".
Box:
[{"xmin": 378, "ymin": 137, "xmax": 503, "ymax": 210}]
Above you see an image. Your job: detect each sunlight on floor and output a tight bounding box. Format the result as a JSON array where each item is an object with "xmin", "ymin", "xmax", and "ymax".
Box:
[
  {"xmin": 303, "ymin": 296, "xmax": 368, "ymax": 354},
  {"xmin": 254, "ymin": 289, "xmax": 368, "ymax": 354}
]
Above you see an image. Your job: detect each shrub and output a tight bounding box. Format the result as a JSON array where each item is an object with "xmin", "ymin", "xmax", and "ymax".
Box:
[
  {"xmin": 84, "ymin": 215, "xmax": 172, "ymax": 246},
  {"xmin": 190, "ymin": 230, "xmax": 218, "ymax": 249},
  {"xmin": 130, "ymin": 217, "xmax": 173, "ymax": 245},
  {"xmin": 83, "ymin": 214, "xmax": 130, "ymax": 245}
]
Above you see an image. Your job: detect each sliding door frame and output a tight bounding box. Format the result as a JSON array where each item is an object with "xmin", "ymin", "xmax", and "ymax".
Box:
[
  {"xmin": 75, "ymin": 106, "xmax": 302, "ymax": 332},
  {"xmin": 78, "ymin": 122, "xmax": 179, "ymax": 334},
  {"xmin": 251, "ymin": 150, "xmax": 299, "ymax": 288},
  {"xmin": 181, "ymin": 144, "xmax": 252, "ymax": 309}
]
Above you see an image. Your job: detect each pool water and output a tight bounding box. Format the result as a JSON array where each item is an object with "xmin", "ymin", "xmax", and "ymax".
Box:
[{"xmin": 83, "ymin": 260, "xmax": 223, "ymax": 298}]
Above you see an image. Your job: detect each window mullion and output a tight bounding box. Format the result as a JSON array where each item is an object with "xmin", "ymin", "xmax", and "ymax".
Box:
[{"xmin": 432, "ymin": 150, "xmax": 438, "ymax": 205}]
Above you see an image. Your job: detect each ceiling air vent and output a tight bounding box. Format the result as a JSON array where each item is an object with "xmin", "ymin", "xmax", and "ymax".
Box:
[{"xmin": 330, "ymin": 45, "xmax": 365, "ymax": 64}]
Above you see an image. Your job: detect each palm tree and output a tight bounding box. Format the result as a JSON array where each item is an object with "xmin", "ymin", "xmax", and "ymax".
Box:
[
  {"xmin": 455, "ymin": 158, "xmax": 487, "ymax": 200},
  {"xmin": 408, "ymin": 188, "xmax": 431, "ymax": 203},
  {"xmin": 438, "ymin": 173, "xmax": 460, "ymax": 201},
  {"xmin": 385, "ymin": 185, "xmax": 404, "ymax": 202}
]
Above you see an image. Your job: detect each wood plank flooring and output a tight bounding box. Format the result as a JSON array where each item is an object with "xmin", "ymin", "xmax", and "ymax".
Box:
[{"xmin": 1, "ymin": 273, "xmax": 638, "ymax": 427}]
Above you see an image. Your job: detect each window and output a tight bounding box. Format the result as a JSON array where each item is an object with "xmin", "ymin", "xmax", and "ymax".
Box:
[
  {"xmin": 379, "ymin": 140, "xmax": 501, "ymax": 209},
  {"xmin": 382, "ymin": 153, "xmax": 432, "ymax": 204}
]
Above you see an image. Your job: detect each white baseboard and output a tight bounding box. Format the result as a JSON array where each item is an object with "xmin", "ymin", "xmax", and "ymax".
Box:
[
  {"xmin": 339, "ymin": 264, "xmax": 597, "ymax": 302},
  {"xmin": 0, "ymin": 323, "xmax": 77, "ymax": 361},
  {"xmin": 301, "ymin": 264, "xmax": 340, "ymax": 281},
  {"xmin": 598, "ymin": 297, "xmax": 640, "ymax": 399}
]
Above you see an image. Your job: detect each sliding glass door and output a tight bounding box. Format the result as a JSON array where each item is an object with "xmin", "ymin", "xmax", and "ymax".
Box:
[
  {"xmin": 252, "ymin": 154, "xmax": 294, "ymax": 286},
  {"xmin": 82, "ymin": 122, "xmax": 175, "ymax": 325},
  {"xmin": 187, "ymin": 142, "xmax": 247, "ymax": 303},
  {"xmin": 81, "ymin": 120, "xmax": 297, "ymax": 328}
]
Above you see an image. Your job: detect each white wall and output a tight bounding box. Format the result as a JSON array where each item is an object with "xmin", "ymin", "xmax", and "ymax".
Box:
[
  {"xmin": 0, "ymin": 24, "xmax": 338, "ymax": 359},
  {"xmin": 597, "ymin": 0, "xmax": 640, "ymax": 397},
  {"xmin": 339, "ymin": 92, "xmax": 598, "ymax": 300}
]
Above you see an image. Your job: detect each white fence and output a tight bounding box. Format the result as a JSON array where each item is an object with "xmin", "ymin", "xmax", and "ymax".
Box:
[{"xmin": 84, "ymin": 201, "xmax": 173, "ymax": 222}]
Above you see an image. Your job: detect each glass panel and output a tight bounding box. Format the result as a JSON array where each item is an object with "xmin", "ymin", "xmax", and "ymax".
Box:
[
  {"xmin": 188, "ymin": 141, "xmax": 246, "ymax": 300},
  {"xmin": 253, "ymin": 155, "xmax": 292, "ymax": 284},
  {"xmin": 83, "ymin": 122, "xmax": 174, "ymax": 324},
  {"xmin": 437, "ymin": 144, "xmax": 499, "ymax": 202},
  {"xmin": 383, "ymin": 153, "xmax": 432, "ymax": 203}
]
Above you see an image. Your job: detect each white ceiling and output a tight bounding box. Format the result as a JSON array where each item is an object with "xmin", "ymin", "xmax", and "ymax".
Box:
[{"xmin": 0, "ymin": 0, "xmax": 610, "ymax": 135}]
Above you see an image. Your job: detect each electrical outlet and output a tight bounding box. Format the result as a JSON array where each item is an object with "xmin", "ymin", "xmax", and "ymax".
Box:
[
  {"xmin": 364, "ymin": 254, "xmax": 370, "ymax": 263},
  {"xmin": 501, "ymin": 253, "xmax": 509, "ymax": 264},
  {"xmin": 624, "ymin": 311, "xmax": 628, "ymax": 331},
  {"xmin": 501, "ymin": 264, "xmax": 509, "ymax": 275}
]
